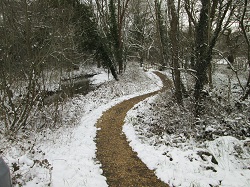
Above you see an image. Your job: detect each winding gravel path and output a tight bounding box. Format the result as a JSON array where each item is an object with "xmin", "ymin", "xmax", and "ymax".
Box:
[{"xmin": 96, "ymin": 72, "xmax": 172, "ymax": 187}]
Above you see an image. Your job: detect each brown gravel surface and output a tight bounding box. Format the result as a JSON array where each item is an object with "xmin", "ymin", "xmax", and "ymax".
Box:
[{"xmin": 96, "ymin": 72, "xmax": 172, "ymax": 187}]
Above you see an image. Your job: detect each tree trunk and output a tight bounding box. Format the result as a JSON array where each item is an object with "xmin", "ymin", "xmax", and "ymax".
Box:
[
  {"xmin": 194, "ymin": 0, "xmax": 232, "ymax": 115},
  {"xmin": 109, "ymin": 0, "xmax": 130, "ymax": 74},
  {"xmin": 168, "ymin": 0, "xmax": 182, "ymax": 105},
  {"xmin": 240, "ymin": 0, "xmax": 250, "ymax": 100},
  {"xmin": 194, "ymin": 1, "xmax": 209, "ymax": 105},
  {"xmin": 155, "ymin": 0, "xmax": 168, "ymax": 68}
]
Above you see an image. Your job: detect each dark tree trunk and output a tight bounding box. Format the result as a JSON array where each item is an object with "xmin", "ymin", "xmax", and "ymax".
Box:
[
  {"xmin": 155, "ymin": 0, "xmax": 167, "ymax": 68},
  {"xmin": 240, "ymin": 0, "xmax": 250, "ymax": 100},
  {"xmin": 193, "ymin": 0, "xmax": 232, "ymax": 115},
  {"xmin": 194, "ymin": 1, "xmax": 209, "ymax": 104},
  {"xmin": 168, "ymin": 0, "xmax": 182, "ymax": 105}
]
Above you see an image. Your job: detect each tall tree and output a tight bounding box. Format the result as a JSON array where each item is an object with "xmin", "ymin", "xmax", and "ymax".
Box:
[
  {"xmin": 128, "ymin": 0, "xmax": 143, "ymax": 64},
  {"xmin": 73, "ymin": 1, "xmax": 118, "ymax": 80},
  {"xmin": 190, "ymin": 0, "xmax": 233, "ymax": 115},
  {"xmin": 239, "ymin": 0, "xmax": 250, "ymax": 100},
  {"xmin": 168, "ymin": 0, "xmax": 182, "ymax": 104},
  {"xmin": 109, "ymin": 0, "xmax": 130, "ymax": 73},
  {"xmin": 155, "ymin": 0, "xmax": 168, "ymax": 68},
  {"xmin": 94, "ymin": 0, "xmax": 130, "ymax": 74}
]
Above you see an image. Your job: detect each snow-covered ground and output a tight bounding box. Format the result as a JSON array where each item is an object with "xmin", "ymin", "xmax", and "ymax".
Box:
[
  {"xmin": 0, "ymin": 63, "xmax": 163, "ymax": 186},
  {"xmin": 123, "ymin": 65, "xmax": 250, "ymax": 187},
  {"xmin": 124, "ymin": 95, "xmax": 250, "ymax": 187},
  {"xmin": 1, "ymin": 62, "xmax": 249, "ymax": 187}
]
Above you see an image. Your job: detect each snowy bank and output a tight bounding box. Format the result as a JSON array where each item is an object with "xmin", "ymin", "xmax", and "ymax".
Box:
[
  {"xmin": 123, "ymin": 93, "xmax": 250, "ymax": 187},
  {"xmin": 1, "ymin": 65, "xmax": 163, "ymax": 186}
]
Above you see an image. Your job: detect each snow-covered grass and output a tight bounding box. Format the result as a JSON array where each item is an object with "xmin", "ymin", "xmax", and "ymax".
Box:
[
  {"xmin": 1, "ymin": 61, "xmax": 249, "ymax": 187},
  {"xmin": 0, "ymin": 62, "xmax": 162, "ymax": 186},
  {"xmin": 123, "ymin": 65, "xmax": 250, "ymax": 187},
  {"xmin": 124, "ymin": 95, "xmax": 250, "ymax": 187}
]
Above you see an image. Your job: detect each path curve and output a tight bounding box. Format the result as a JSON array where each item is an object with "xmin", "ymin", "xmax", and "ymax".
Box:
[{"xmin": 96, "ymin": 72, "xmax": 172, "ymax": 187}]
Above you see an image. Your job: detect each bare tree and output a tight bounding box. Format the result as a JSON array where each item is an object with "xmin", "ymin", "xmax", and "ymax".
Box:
[
  {"xmin": 238, "ymin": 0, "xmax": 250, "ymax": 100},
  {"xmin": 94, "ymin": 0, "xmax": 130, "ymax": 73},
  {"xmin": 155, "ymin": 0, "xmax": 168, "ymax": 68},
  {"xmin": 0, "ymin": 0, "xmax": 89, "ymax": 135},
  {"xmin": 186, "ymin": 0, "xmax": 234, "ymax": 115},
  {"xmin": 168, "ymin": 0, "xmax": 182, "ymax": 104}
]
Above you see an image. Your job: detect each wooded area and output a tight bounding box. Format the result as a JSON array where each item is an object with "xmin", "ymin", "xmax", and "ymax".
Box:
[{"xmin": 0, "ymin": 0, "xmax": 250, "ymax": 136}]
